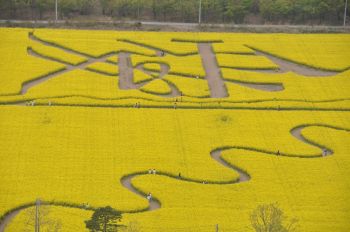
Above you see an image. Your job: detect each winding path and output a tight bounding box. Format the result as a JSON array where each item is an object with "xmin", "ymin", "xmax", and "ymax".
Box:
[
  {"xmin": 0, "ymin": 124, "xmax": 349, "ymax": 231},
  {"xmin": 0, "ymin": 211, "xmax": 19, "ymax": 232},
  {"xmin": 135, "ymin": 63, "xmax": 182, "ymax": 98},
  {"xmin": 118, "ymin": 124, "xmax": 348, "ymax": 213}
]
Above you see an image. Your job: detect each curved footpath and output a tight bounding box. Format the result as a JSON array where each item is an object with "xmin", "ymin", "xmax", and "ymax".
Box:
[
  {"xmin": 0, "ymin": 124, "xmax": 349, "ymax": 231},
  {"xmin": 119, "ymin": 124, "xmax": 348, "ymax": 213},
  {"xmin": 0, "ymin": 211, "xmax": 19, "ymax": 232}
]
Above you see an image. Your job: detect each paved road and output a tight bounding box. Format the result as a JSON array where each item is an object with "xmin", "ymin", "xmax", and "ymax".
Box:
[{"xmin": 1, "ymin": 19, "xmax": 349, "ymax": 31}]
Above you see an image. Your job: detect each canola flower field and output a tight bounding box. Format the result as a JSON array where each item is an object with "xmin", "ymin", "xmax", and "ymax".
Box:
[{"xmin": 0, "ymin": 27, "xmax": 350, "ymax": 231}]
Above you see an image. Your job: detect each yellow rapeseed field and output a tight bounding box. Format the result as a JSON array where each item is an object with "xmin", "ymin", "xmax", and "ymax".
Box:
[
  {"xmin": 0, "ymin": 28, "xmax": 349, "ymax": 110},
  {"xmin": 0, "ymin": 27, "xmax": 350, "ymax": 231},
  {"xmin": 1, "ymin": 107, "xmax": 349, "ymax": 231}
]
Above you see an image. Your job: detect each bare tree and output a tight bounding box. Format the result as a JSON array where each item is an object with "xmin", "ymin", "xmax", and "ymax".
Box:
[
  {"xmin": 24, "ymin": 205, "xmax": 62, "ymax": 232},
  {"xmin": 250, "ymin": 203, "xmax": 298, "ymax": 232}
]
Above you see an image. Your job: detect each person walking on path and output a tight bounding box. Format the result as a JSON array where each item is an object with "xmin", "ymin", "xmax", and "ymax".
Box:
[
  {"xmin": 178, "ymin": 172, "xmax": 181, "ymax": 179},
  {"xmin": 322, "ymin": 149, "xmax": 328, "ymax": 157},
  {"xmin": 146, "ymin": 193, "xmax": 152, "ymax": 201}
]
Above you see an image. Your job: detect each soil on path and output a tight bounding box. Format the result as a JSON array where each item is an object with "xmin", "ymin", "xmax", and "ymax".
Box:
[
  {"xmin": 198, "ymin": 43, "xmax": 228, "ymax": 98},
  {"xmin": 254, "ymin": 50, "xmax": 339, "ymax": 77},
  {"xmin": 0, "ymin": 210, "xmax": 20, "ymax": 232},
  {"xmin": 24, "ymin": 34, "xmax": 115, "ymax": 94},
  {"xmin": 24, "ymin": 48, "xmax": 115, "ymax": 94}
]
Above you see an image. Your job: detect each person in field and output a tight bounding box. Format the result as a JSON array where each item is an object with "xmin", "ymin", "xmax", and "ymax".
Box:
[
  {"xmin": 322, "ymin": 149, "xmax": 328, "ymax": 157},
  {"xmin": 147, "ymin": 193, "xmax": 152, "ymax": 201}
]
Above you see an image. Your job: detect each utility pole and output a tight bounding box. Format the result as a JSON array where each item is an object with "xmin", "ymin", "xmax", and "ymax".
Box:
[
  {"xmin": 344, "ymin": 0, "xmax": 348, "ymax": 26},
  {"xmin": 55, "ymin": 0, "xmax": 58, "ymax": 22},
  {"xmin": 35, "ymin": 199, "xmax": 40, "ymax": 232},
  {"xmin": 198, "ymin": 0, "xmax": 202, "ymax": 25}
]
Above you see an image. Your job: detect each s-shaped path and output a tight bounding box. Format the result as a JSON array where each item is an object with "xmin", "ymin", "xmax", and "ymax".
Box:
[
  {"xmin": 0, "ymin": 124, "xmax": 349, "ymax": 231},
  {"xmin": 119, "ymin": 124, "xmax": 349, "ymax": 212}
]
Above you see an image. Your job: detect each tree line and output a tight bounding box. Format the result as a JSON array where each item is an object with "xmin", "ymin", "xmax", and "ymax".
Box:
[{"xmin": 0, "ymin": 0, "xmax": 348, "ymax": 25}]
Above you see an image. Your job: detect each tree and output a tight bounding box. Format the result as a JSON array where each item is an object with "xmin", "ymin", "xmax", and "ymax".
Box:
[
  {"xmin": 85, "ymin": 206, "xmax": 122, "ymax": 232},
  {"xmin": 60, "ymin": 0, "xmax": 79, "ymax": 17},
  {"xmin": 224, "ymin": 0, "xmax": 252, "ymax": 23},
  {"xmin": 36, "ymin": 0, "xmax": 53, "ymax": 19},
  {"xmin": 260, "ymin": 0, "xmax": 293, "ymax": 22},
  {"xmin": 250, "ymin": 203, "xmax": 298, "ymax": 232},
  {"xmin": 23, "ymin": 205, "xmax": 62, "ymax": 232}
]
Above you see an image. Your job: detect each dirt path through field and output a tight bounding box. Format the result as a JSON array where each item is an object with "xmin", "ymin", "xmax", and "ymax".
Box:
[
  {"xmin": 118, "ymin": 124, "xmax": 344, "ymax": 213},
  {"xmin": 118, "ymin": 53, "xmax": 137, "ymax": 90},
  {"xmin": 121, "ymin": 175, "xmax": 161, "ymax": 211},
  {"xmin": 198, "ymin": 43, "xmax": 228, "ymax": 98},
  {"xmin": 253, "ymin": 49, "xmax": 339, "ymax": 77},
  {"xmin": 291, "ymin": 125, "xmax": 332, "ymax": 155},
  {"xmin": 0, "ymin": 125, "xmax": 348, "ymax": 230},
  {"xmin": 0, "ymin": 210, "xmax": 20, "ymax": 232},
  {"xmin": 24, "ymin": 48, "xmax": 115, "ymax": 94}
]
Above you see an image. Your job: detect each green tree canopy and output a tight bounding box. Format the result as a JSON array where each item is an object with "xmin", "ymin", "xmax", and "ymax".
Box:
[{"xmin": 85, "ymin": 206, "xmax": 122, "ymax": 232}]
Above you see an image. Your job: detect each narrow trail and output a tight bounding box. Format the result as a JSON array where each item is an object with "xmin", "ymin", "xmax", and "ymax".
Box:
[
  {"xmin": 0, "ymin": 211, "xmax": 19, "ymax": 232},
  {"xmin": 5, "ymin": 93, "xmax": 350, "ymax": 111},
  {"xmin": 118, "ymin": 124, "xmax": 349, "ymax": 213},
  {"xmin": 121, "ymin": 175, "xmax": 161, "ymax": 211},
  {"xmin": 0, "ymin": 124, "xmax": 349, "ymax": 230}
]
